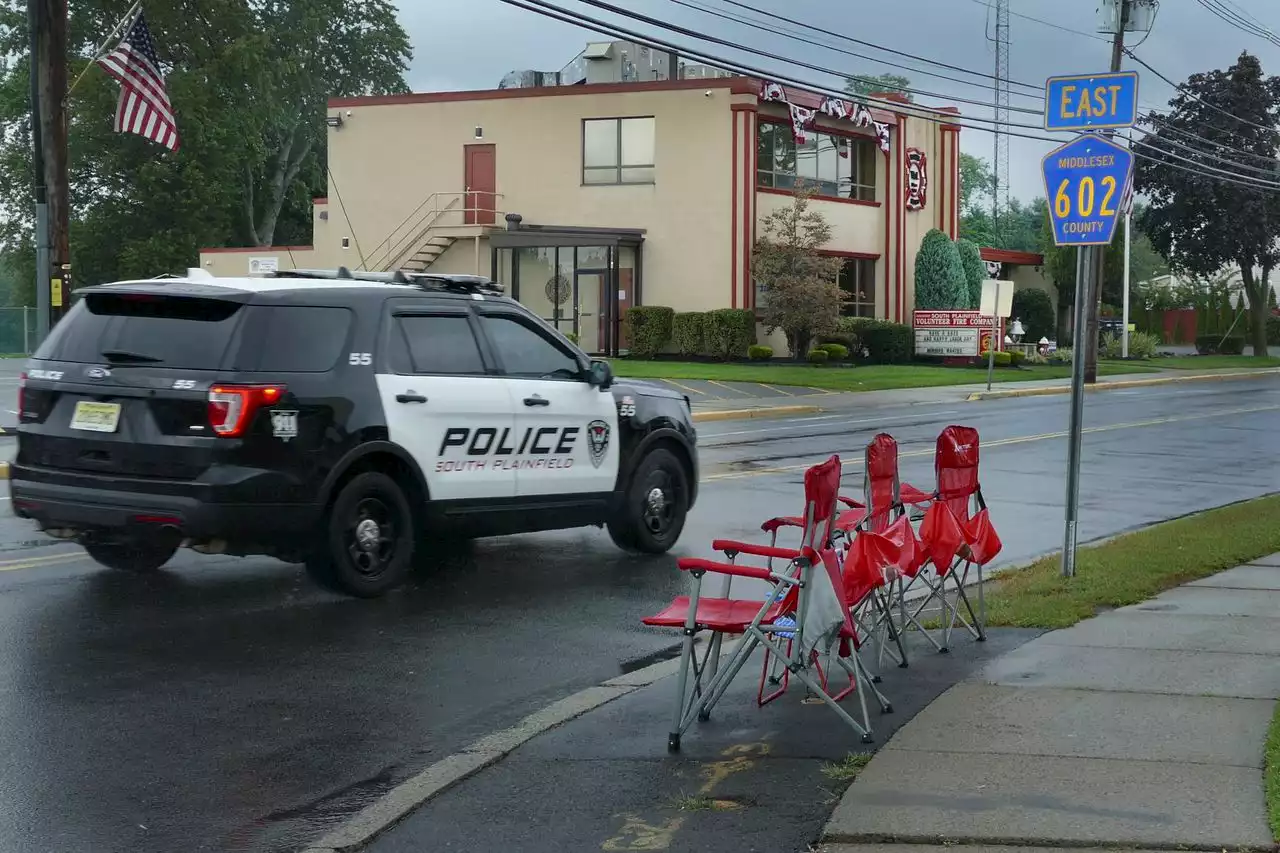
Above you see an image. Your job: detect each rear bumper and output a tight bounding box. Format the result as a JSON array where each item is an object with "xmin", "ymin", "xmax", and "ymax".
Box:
[{"xmin": 9, "ymin": 467, "xmax": 320, "ymax": 542}]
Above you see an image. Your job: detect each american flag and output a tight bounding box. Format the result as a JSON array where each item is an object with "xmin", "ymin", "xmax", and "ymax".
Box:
[{"xmin": 95, "ymin": 10, "xmax": 179, "ymax": 151}]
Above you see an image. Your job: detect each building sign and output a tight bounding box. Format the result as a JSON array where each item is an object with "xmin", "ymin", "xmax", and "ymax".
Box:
[
  {"xmin": 248, "ymin": 256, "xmax": 279, "ymax": 276},
  {"xmin": 913, "ymin": 310, "xmax": 1003, "ymax": 357}
]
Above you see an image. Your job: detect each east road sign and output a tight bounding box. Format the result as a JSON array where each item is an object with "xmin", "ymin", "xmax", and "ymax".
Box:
[
  {"xmin": 1042, "ymin": 134, "xmax": 1134, "ymax": 247},
  {"xmin": 1044, "ymin": 71, "xmax": 1139, "ymax": 131}
]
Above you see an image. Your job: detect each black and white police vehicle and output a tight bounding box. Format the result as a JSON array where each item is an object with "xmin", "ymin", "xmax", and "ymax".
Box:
[{"xmin": 11, "ymin": 267, "xmax": 698, "ymax": 597}]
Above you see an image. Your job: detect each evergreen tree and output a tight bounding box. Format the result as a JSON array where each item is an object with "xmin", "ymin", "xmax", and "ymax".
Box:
[{"xmin": 914, "ymin": 229, "xmax": 969, "ymax": 310}]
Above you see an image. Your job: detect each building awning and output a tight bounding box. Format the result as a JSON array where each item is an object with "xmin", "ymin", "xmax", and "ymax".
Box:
[
  {"xmin": 981, "ymin": 248, "xmax": 1043, "ymax": 266},
  {"xmin": 490, "ymin": 223, "xmax": 645, "ymax": 249}
]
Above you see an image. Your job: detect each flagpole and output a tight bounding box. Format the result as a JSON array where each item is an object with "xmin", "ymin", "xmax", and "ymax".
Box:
[{"xmin": 66, "ymin": 0, "xmax": 142, "ymax": 98}]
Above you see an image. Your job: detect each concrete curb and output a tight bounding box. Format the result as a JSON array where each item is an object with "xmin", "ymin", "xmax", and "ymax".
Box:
[
  {"xmin": 692, "ymin": 404, "xmax": 822, "ymax": 423},
  {"xmin": 965, "ymin": 368, "xmax": 1280, "ymax": 401},
  {"xmin": 298, "ymin": 651, "xmax": 701, "ymax": 853}
]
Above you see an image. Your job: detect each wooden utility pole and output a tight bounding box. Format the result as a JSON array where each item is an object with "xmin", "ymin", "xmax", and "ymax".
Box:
[
  {"xmin": 29, "ymin": 0, "xmax": 70, "ymax": 340},
  {"xmin": 1084, "ymin": 0, "xmax": 1131, "ymax": 383}
]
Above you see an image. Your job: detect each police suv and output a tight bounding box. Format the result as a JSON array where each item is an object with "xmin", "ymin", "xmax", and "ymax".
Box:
[{"xmin": 11, "ymin": 268, "xmax": 698, "ymax": 597}]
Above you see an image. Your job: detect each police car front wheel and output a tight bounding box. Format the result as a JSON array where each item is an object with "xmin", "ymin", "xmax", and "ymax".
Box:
[
  {"xmin": 307, "ymin": 471, "xmax": 415, "ymax": 597},
  {"xmin": 608, "ymin": 448, "xmax": 689, "ymax": 554}
]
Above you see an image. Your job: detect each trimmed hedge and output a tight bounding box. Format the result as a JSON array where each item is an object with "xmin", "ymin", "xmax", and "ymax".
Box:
[
  {"xmin": 1009, "ymin": 349, "xmax": 1026, "ymax": 366},
  {"xmin": 748, "ymin": 344, "xmax": 773, "ymax": 361},
  {"xmin": 863, "ymin": 321, "xmax": 913, "ymax": 364},
  {"xmin": 992, "ymin": 351, "xmax": 1013, "ymax": 367},
  {"xmin": 671, "ymin": 312, "xmax": 707, "ymax": 356},
  {"xmin": 807, "ymin": 349, "xmax": 830, "ymax": 364},
  {"xmin": 705, "ymin": 308, "xmax": 757, "ymax": 360},
  {"xmin": 1196, "ymin": 335, "xmax": 1245, "ymax": 355},
  {"xmin": 818, "ymin": 342, "xmax": 849, "ymax": 361},
  {"xmin": 624, "ymin": 306, "xmax": 674, "ymax": 358},
  {"xmin": 825, "ymin": 316, "xmax": 879, "ymax": 356}
]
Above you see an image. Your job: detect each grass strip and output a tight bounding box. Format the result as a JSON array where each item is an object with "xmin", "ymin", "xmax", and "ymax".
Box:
[
  {"xmin": 608, "ymin": 360, "xmax": 1153, "ymax": 392},
  {"xmin": 982, "ymin": 494, "xmax": 1280, "ymax": 630}
]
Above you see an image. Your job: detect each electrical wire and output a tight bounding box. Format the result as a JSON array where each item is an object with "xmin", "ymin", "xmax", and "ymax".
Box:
[
  {"xmin": 1195, "ymin": 0, "xmax": 1280, "ymax": 46},
  {"xmin": 1124, "ymin": 48, "xmax": 1280, "ymax": 135},
  {"xmin": 502, "ymin": 0, "xmax": 1280, "ymax": 192},
  {"xmin": 966, "ymin": 0, "xmax": 1110, "ymax": 42},
  {"xmin": 687, "ymin": 0, "xmax": 1044, "ymax": 94},
  {"xmin": 558, "ymin": 0, "xmax": 1047, "ymax": 116}
]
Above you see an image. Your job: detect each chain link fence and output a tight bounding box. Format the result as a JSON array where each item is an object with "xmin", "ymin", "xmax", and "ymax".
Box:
[{"xmin": 0, "ymin": 308, "xmax": 37, "ymax": 356}]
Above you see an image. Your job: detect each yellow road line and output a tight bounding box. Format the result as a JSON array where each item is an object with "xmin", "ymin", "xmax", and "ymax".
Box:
[
  {"xmin": 756, "ymin": 383, "xmax": 794, "ymax": 397},
  {"xmin": 703, "ymin": 403, "xmax": 1280, "ymax": 482},
  {"xmin": 0, "ymin": 549, "xmax": 87, "ymax": 573},
  {"xmin": 704, "ymin": 380, "xmax": 743, "ymax": 397},
  {"xmin": 663, "ymin": 379, "xmax": 708, "ymax": 396}
]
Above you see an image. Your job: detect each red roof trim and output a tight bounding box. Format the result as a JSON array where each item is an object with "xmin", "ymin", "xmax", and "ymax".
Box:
[
  {"xmin": 313, "ymin": 197, "xmax": 328, "ymax": 205},
  {"xmin": 329, "ymin": 76, "xmax": 757, "ymax": 109},
  {"xmin": 200, "ymin": 246, "xmax": 314, "ymax": 255},
  {"xmin": 980, "ymin": 248, "xmax": 1044, "ymax": 265}
]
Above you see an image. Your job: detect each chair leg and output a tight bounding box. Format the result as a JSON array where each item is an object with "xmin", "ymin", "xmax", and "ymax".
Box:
[
  {"xmin": 668, "ymin": 572, "xmax": 703, "ymax": 752},
  {"xmin": 790, "ymin": 655, "xmax": 873, "ymax": 743}
]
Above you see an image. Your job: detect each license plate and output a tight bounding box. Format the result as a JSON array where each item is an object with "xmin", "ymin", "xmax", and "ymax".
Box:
[{"xmin": 70, "ymin": 401, "xmax": 122, "ymax": 433}]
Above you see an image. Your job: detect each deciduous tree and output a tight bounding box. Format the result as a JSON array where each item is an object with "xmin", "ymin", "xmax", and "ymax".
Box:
[{"xmin": 753, "ymin": 186, "xmax": 843, "ymax": 358}]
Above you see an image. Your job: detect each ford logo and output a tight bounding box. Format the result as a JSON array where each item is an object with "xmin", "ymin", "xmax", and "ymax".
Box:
[{"xmin": 85, "ymin": 367, "xmax": 110, "ymax": 380}]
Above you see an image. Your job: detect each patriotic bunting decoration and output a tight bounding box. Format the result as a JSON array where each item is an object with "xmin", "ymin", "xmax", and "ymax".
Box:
[
  {"xmin": 905, "ymin": 147, "xmax": 928, "ymax": 211},
  {"xmin": 759, "ymin": 80, "xmax": 891, "ymax": 154}
]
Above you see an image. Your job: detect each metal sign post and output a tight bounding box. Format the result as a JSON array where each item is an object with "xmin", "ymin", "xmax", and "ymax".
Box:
[{"xmin": 1042, "ymin": 70, "xmax": 1138, "ymax": 578}]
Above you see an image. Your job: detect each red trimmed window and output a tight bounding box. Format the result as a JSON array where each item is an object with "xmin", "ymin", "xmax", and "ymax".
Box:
[{"xmin": 757, "ymin": 122, "xmax": 877, "ymax": 202}]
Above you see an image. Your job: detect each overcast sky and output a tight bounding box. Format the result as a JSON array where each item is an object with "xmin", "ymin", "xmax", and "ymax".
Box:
[{"xmin": 396, "ymin": 0, "xmax": 1277, "ymax": 204}]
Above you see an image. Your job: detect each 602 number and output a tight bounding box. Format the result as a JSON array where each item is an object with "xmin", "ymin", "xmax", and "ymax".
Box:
[{"xmin": 1054, "ymin": 176, "xmax": 1118, "ymax": 219}]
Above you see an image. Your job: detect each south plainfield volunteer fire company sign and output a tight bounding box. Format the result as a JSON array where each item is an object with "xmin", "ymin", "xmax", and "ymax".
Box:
[{"xmin": 913, "ymin": 310, "xmax": 1003, "ymax": 357}]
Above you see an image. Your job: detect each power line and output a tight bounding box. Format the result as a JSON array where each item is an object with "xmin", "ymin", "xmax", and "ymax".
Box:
[
  {"xmin": 560, "ymin": 0, "xmax": 1047, "ymax": 116},
  {"xmin": 966, "ymin": 0, "xmax": 1110, "ymax": 42},
  {"xmin": 690, "ymin": 0, "xmax": 1043, "ymax": 94},
  {"xmin": 1124, "ymin": 48, "xmax": 1280, "ymax": 134},
  {"xmin": 1194, "ymin": 0, "xmax": 1280, "ymax": 46},
  {"xmin": 501, "ymin": 0, "xmax": 1280, "ymax": 192},
  {"xmin": 1139, "ymin": 113, "xmax": 1280, "ymax": 167}
]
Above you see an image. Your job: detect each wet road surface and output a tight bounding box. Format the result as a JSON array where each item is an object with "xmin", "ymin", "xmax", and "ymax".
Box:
[{"xmin": 0, "ymin": 376, "xmax": 1274, "ymax": 852}]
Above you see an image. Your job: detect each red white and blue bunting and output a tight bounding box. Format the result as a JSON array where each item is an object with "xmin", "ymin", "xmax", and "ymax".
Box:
[
  {"xmin": 759, "ymin": 80, "xmax": 891, "ymax": 155},
  {"xmin": 905, "ymin": 147, "xmax": 928, "ymax": 211}
]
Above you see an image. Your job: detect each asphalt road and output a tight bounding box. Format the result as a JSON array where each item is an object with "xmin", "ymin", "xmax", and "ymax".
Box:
[{"xmin": 0, "ymin": 376, "xmax": 1275, "ymax": 853}]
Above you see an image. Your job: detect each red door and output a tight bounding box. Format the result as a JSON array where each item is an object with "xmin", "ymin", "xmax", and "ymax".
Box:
[{"xmin": 464, "ymin": 144, "xmax": 496, "ymax": 225}]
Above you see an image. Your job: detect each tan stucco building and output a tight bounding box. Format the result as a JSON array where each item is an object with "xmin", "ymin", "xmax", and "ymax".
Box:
[{"xmin": 201, "ymin": 74, "xmax": 965, "ymax": 355}]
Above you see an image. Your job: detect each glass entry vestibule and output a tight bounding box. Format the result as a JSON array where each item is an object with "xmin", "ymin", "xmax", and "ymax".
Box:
[{"xmin": 491, "ymin": 225, "xmax": 644, "ymax": 357}]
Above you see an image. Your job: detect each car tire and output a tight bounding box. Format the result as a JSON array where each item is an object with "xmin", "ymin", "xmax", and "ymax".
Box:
[
  {"xmin": 83, "ymin": 537, "xmax": 177, "ymax": 573},
  {"xmin": 306, "ymin": 471, "xmax": 415, "ymax": 598},
  {"xmin": 607, "ymin": 448, "xmax": 689, "ymax": 554}
]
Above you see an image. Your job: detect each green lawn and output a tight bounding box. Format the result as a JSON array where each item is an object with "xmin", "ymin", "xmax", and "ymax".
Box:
[
  {"xmin": 983, "ymin": 494, "xmax": 1280, "ymax": 630},
  {"xmin": 608, "ymin": 359, "xmax": 1157, "ymax": 393},
  {"xmin": 1151, "ymin": 354, "xmax": 1280, "ymax": 370}
]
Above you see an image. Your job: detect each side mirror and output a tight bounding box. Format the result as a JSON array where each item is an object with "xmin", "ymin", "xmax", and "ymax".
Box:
[{"xmin": 587, "ymin": 359, "xmax": 614, "ymax": 389}]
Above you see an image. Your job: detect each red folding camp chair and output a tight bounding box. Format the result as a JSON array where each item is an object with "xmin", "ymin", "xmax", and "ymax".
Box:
[
  {"xmin": 642, "ymin": 457, "xmax": 887, "ymax": 750},
  {"xmin": 898, "ymin": 426, "xmax": 1003, "ymax": 652},
  {"xmin": 837, "ymin": 434, "xmax": 923, "ymax": 671}
]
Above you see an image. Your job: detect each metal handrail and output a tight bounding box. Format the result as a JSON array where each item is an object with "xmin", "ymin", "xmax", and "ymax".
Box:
[{"xmin": 365, "ymin": 191, "xmax": 505, "ymax": 272}]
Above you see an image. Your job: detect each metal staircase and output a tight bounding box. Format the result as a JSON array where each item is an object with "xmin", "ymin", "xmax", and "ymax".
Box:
[{"xmin": 364, "ymin": 191, "xmax": 504, "ymax": 273}]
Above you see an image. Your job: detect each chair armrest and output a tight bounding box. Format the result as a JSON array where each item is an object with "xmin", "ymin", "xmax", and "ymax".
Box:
[
  {"xmin": 711, "ymin": 540, "xmax": 802, "ymax": 561},
  {"xmin": 675, "ymin": 558, "xmax": 774, "ymax": 581}
]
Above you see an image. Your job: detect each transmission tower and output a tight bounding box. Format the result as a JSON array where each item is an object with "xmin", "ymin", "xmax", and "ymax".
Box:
[{"xmin": 992, "ymin": 0, "xmax": 1010, "ymax": 245}]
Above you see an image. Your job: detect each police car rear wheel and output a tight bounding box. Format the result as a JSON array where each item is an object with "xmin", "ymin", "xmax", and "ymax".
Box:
[
  {"xmin": 608, "ymin": 448, "xmax": 688, "ymax": 554},
  {"xmin": 307, "ymin": 472, "xmax": 414, "ymax": 597}
]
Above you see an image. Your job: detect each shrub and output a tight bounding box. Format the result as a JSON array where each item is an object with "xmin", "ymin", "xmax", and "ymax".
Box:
[
  {"xmin": 1100, "ymin": 332, "xmax": 1124, "ymax": 360},
  {"xmin": 1024, "ymin": 351, "xmax": 1049, "ymax": 365},
  {"xmin": 624, "ymin": 306, "xmax": 674, "ymax": 359},
  {"xmin": 829, "ymin": 316, "xmax": 879, "ymax": 356},
  {"xmin": 954, "ymin": 238, "xmax": 985, "ymax": 309},
  {"xmin": 671, "ymin": 312, "xmax": 707, "ymax": 356},
  {"xmin": 1128, "ymin": 331, "xmax": 1160, "ymax": 359},
  {"xmin": 992, "ymin": 351, "xmax": 1013, "ymax": 367},
  {"xmin": 1049, "ymin": 347, "xmax": 1073, "ymax": 365},
  {"xmin": 1009, "ymin": 349, "xmax": 1026, "ymax": 366},
  {"xmin": 704, "ymin": 308, "xmax": 757, "ymax": 360},
  {"xmin": 747, "ymin": 344, "xmax": 774, "ymax": 361},
  {"xmin": 863, "ymin": 321, "xmax": 913, "ymax": 364},
  {"xmin": 1011, "ymin": 288, "xmax": 1056, "ymax": 342},
  {"xmin": 564, "ymin": 331, "xmax": 579, "ymax": 345},
  {"xmin": 807, "ymin": 349, "xmax": 829, "ymax": 364},
  {"xmin": 1196, "ymin": 335, "xmax": 1245, "ymax": 355},
  {"xmin": 818, "ymin": 342, "xmax": 849, "ymax": 361},
  {"xmin": 914, "ymin": 229, "xmax": 969, "ymax": 310},
  {"xmin": 1266, "ymin": 315, "xmax": 1280, "ymax": 346}
]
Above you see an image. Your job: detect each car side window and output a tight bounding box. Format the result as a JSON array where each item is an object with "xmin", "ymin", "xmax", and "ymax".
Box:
[
  {"xmin": 479, "ymin": 314, "xmax": 583, "ymax": 381},
  {"xmin": 392, "ymin": 314, "xmax": 486, "ymax": 375}
]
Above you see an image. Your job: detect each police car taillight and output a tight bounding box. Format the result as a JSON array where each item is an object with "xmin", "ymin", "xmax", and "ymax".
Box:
[{"xmin": 208, "ymin": 384, "xmax": 285, "ymax": 437}]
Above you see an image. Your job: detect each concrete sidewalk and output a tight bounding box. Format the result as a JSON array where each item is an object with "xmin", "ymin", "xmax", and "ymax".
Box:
[{"xmin": 822, "ymin": 553, "xmax": 1280, "ymax": 852}]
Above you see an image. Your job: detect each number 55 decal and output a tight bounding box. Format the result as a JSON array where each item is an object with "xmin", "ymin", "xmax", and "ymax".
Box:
[{"xmin": 348, "ymin": 353, "xmax": 372, "ymax": 366}]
